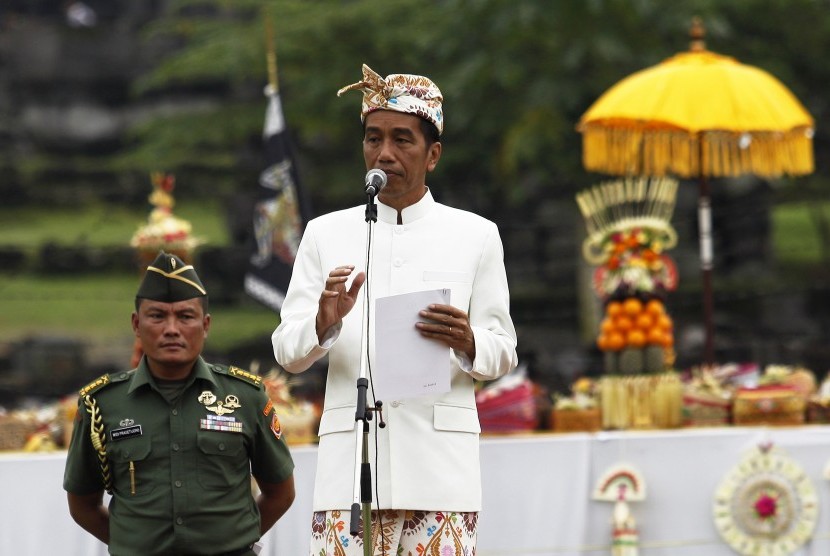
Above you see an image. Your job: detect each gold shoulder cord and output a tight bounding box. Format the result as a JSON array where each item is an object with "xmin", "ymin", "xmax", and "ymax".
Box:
[{"xmin": 83, "ymin": 395, "xmax": 113, "ymax": 494}]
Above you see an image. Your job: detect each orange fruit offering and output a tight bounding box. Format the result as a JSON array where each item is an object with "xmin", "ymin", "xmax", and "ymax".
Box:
[
  {"xmin": 647, "ymin": 328, "xmax": 666, "ymax": 346},
  {"xmin": 614, "ymin": 314, "xmax": 634, "ymax": 332},
  {"xmin": 635, "ymin": 313, "xmax": 654, "ymax": 330},
  {"xmin": 606, "ymin": 301, "xmax": 623, "ymax": 318},
  {"xmin": 657, "ymin": 314, "xmax": 673, "ymax": 332},
  {"xmin": 626, "ymin": 329, "xmax": 646, "ymax": 348},
  {"xmin": 645, "ymin": 299, "xmax": 665, "ymax": 316},
  {"xmin": 622, "ymin": 297, "xmax": 643, "ymax": 316},
  {"xmin": 600, "ymin": 318, "xmax": 615, "ymax": 334},
  {"xmin": 606, "ymin": 332, "xmax": 625, "ymax": 351}
]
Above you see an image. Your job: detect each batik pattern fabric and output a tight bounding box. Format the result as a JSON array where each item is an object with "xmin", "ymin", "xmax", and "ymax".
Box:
[
  {"xmin": 310, "ymin": 509, "xmax": 478, "ymax": 556},
  {"xmin": 336, "ymin": 64, "xmax": 444, "ymax": 135}
]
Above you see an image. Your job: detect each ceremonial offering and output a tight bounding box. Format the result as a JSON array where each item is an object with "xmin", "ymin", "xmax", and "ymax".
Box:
[
  {"xmin": 577, "ymin": 178, "xmax": 684, "ymax": 430},
  {"xmin": 732, "ymin": 385, "xmax": 805, "ymax": 427},
  {"xmin": 807, "ymin": 372, "xmax": 830, "ymax": 423},
  {"xmin": 476, "ymin": 372, "xmax": 539, "ymax": 433},
  {"xmin": 760, "ymin": 365, "xmax": 817, "ymax": 401},
  {"xmin": 577, "ymin": 177, "xmax": 679, "ymax": 377},
  {"xmin": 130, "ymin": 172, "xmax": 203, "ymax": 267},
  {"xmin": 261, "ymin": 368, "xmax": 320, "ymax": 445},
  {"xmin": 0, "ymin": 412, "xmax": 39, "ymax": 451},
  {"xmin": 713, "ymin": 443, "xmax": 818, "ymax": 555},
  {"xmin": 682, "ymin": 368, "xmax": 733, "ymax": 427},
  {"xmin": 552, "ymin": 377, "xmax": 602, "ymax": 432},
  {"xmin": 599, "ymin": 372, "xmax": 683, "ymax": 430}
]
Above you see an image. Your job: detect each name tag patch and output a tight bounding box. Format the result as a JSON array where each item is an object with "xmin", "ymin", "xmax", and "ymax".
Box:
[
  {"xmin": 110, "ymin": 425, "xmax": 143, "ymax": 441},
  {"xmin": 200, "ymin": 414, "xmax": 243, "ymax": 433}
]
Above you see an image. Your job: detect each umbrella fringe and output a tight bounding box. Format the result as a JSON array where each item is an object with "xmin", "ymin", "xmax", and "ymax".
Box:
[{"xmin": 581, "ymin": 127, "xmax": 814, "ymax": 178}]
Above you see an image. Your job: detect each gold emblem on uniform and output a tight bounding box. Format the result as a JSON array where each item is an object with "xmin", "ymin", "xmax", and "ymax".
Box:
[
  {"xmin": 198, "ymin": 391, "xmax": 217, "ymax": 405},
  {"xmin": 205, "ymin": 394, "xmax": 242, "ymax": 416}
]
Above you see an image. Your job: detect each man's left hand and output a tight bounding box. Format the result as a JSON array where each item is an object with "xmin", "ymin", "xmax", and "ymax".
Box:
[{"xmin": 416, "ymin": 304, "xmax": 476, "ymax": 362}]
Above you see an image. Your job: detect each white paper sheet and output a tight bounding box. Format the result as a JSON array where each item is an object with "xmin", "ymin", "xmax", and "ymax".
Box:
[{"xmin": 373, "ymin": 288, "xmax": 451, "ymax": 401}]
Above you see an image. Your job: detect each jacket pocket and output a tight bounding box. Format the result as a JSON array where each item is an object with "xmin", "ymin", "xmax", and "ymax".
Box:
[
  {"xmin": 196, "ymin": 432, "xmax": 246, "ymax": 489},
  {"xmin": 317, "ymin": 405, "xmax": 357, "ymax": 436},
  {"xmin": 433, "ymin": 403, "xmax": 481, "ymax": 434},
  {"xmin": 107, "ymin": 436, "xmax": 155, "ymax": 496}
]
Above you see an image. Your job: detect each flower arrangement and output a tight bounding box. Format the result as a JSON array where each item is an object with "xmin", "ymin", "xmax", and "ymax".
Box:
[{"xmin": 593, "ymin": 227, "xmax": 678, "ymax": 300}]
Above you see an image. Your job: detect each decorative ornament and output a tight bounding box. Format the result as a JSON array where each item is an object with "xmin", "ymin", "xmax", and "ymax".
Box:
[
  {"xmin": 713, "ymin": 442, "xmax": 819, "ymax": 555},
  {"xmin": 576, "ymin": 176, "xmax": 679, "ymax": 296},
  {"xmin": 594, "ymin": 464, "xmax": 646, "ymax": 556}
]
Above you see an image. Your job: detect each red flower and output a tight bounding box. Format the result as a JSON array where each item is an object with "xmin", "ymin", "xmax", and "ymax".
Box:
[{"xmin": 754, "ymin": 493, "xmax": 777, "ymax": 519}]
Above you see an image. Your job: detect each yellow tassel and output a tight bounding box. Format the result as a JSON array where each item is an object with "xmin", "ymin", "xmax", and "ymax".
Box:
[{"xmin": 581, "ymin": 126, "xmax": 813, "ymax": 178}]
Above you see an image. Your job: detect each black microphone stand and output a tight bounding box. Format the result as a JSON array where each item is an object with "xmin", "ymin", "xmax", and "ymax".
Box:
[{"xmin": 350, "ymin": 189, "xmax": 385, "ymax": 555}]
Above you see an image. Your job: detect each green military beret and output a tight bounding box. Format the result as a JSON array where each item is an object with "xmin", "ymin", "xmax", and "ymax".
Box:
[{"xmin": 136, "ymin": 251, "xmax": 207, "ymax": 302}]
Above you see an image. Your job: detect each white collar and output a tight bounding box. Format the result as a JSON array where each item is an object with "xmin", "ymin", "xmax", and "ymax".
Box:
[{"xmin": 376, "ymin": 188, "xmax": 435, "ymax": 225}]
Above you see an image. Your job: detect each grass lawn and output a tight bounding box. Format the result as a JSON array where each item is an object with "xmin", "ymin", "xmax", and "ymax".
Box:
[
  {"xmin": 0, "ymin": 273, "xmax": 278, "ymax": 354},
  {"xmin": 0, "ymin": 200, "xmax": 231, "ymax": 249}
]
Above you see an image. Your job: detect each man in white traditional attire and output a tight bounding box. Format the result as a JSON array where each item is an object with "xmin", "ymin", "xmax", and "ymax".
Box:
[{"xmin": 272, "ymin": 63, "xmax": 518, "ymax": 554}]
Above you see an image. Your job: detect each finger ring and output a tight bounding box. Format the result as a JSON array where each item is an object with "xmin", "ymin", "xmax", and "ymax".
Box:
[{"xmin": 449, "ymin": 326, "xmax": 453, "ymax": 334}]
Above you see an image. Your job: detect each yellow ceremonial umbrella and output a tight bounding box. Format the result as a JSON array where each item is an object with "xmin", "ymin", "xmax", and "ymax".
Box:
[{"xmin": 577, "ymin": 18, "xmax": 815, "ymax": 365}]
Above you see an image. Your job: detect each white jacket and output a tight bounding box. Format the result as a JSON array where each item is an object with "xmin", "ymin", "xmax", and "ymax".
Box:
[{"xmin": 272, "ymin": 190, "xmax": 518, "ymax": 511}]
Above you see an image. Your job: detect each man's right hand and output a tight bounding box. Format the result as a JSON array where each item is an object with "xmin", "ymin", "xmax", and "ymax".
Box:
[{"xmin": 316, "ymin": 265, "xmax": 366, "ymax": 342}]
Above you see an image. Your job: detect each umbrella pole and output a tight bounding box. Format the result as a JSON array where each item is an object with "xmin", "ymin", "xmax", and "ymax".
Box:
[{"xmin": 698, "ymin": 175, "xmax": 716, "ymax": 365}]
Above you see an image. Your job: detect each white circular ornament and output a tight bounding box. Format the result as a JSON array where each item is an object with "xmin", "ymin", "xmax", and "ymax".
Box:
[{"xmin": 713, "ymin": 444, "xmax": 818, "ymax": 555}]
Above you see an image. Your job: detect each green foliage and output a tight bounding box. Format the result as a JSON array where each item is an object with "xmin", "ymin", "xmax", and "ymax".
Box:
[
  {"xmin": 128, "ymin": 0, "xmax": 791, "ymax": 211},
  {"xmin": 114, "ymin": 102, "xmax": 262, "ymax": 176},
  {"xmin": 773, "ymin": 200, "xmax": 830, "ymax": 265}
]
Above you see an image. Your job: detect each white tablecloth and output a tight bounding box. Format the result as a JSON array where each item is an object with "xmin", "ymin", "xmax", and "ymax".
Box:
[{"xmin": 2, "ymin": 427, "xmax": 830, "ymax": 555}]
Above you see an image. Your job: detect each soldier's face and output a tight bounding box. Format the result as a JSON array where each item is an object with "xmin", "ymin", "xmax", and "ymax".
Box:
[{"xmin": 132, "ymin": 298, "xmax": 210, "ymax": 371}]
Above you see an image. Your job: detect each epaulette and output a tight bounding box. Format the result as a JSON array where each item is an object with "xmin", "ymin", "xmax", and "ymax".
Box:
[
  {"xmin": 78, "ymin": 370, "xmax": 132, "ymax": 397},
  {"xmin": 213, "ymin": 364, "xmax": 264, "ymax": 388}
]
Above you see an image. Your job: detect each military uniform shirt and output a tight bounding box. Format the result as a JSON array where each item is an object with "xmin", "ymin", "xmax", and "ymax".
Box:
[{"xmin": 64, "ymin": 357, "xmax": 294, "ymax": 556}]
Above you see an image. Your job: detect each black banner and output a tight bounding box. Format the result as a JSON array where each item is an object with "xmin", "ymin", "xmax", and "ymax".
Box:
[{"xmin": 244, "ymin": 88, "xmax": 307, "ymax": 311}]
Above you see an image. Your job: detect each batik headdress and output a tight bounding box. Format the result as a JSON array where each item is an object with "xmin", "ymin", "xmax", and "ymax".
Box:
[{"xmin": 337, "ymin": 64, "xmax": 444, "ymax": 135}]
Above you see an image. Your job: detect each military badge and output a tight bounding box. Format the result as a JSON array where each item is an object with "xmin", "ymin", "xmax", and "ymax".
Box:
[
  {"xmin": 198, "ymin": 391, "xmax": 217, "ymax": 406},
  {"xmin": 270, "ymin": 411, "xmax": 282, "ymax": 440}
]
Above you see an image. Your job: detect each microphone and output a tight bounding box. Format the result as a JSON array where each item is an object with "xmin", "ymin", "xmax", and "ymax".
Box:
[{"xmin": 364, "ymin": 169, "xmax": 387, "ymax": 196}]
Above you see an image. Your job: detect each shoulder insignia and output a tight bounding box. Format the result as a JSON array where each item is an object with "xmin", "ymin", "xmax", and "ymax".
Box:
[
  {"xmin": 79, "ymin": 374, "xmax": 111, "ymax": 397},
  {"xmin": 78, "ymin": 370, "xmax": 133, "ymax": 397},
  {"xmin": 226, "ymin": 365, "xmax": 264, "ymax": 387}
]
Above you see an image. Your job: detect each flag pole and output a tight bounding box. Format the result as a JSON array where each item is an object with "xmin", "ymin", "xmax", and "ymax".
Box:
[{"xmin": 264, "ymin": 6, "xmax": 279, "ymax": 93}]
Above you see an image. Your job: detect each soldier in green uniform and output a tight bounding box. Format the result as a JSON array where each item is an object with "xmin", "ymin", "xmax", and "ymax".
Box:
[{"xmin": 64, "ymin": 251, "xmax": 295, "ymax": 556}]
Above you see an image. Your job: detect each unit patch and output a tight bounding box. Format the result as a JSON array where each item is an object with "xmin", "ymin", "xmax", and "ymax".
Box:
[{"xmin": 270, "ymin": 412, "xmax": 282, "ymax": 440}]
